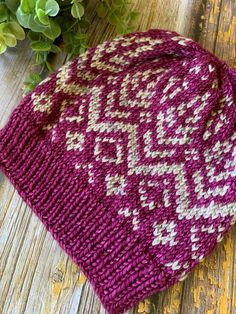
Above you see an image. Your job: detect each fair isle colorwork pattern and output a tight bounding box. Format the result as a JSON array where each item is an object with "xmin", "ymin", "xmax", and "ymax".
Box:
[{"xmin": 0, "ymin": 29, "xmax": 236, "ymax": 313}]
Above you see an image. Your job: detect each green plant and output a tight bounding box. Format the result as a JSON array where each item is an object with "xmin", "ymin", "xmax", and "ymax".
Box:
[
  {"xmin": 0, "ymin": 0, "xmax": 139, "ymax": 93},
  {"xmin": 96, "ymin": 0, "xmax": 139, "ymax": 34}
]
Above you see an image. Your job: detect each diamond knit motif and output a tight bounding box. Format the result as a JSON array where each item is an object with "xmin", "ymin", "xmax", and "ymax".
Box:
[{"xmin": 0, "ymin": 29, "xmax": 236, "ymax": 314}]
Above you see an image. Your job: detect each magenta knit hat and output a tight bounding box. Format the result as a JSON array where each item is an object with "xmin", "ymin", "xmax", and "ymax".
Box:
[{"xmin": 0, "ymin": 28, "xmax": 236, "ymax": 313}]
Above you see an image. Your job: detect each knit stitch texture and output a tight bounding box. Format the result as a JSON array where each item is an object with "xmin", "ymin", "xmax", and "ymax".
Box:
[{"xmin": 0, "ymin": 29, "xmax": 236, "ymax": 313}]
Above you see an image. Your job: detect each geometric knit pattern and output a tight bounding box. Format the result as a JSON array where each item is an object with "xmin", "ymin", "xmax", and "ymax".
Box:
[{"xmin": 0, "ymin": 28, "xmax": 236, "ymax": 314}]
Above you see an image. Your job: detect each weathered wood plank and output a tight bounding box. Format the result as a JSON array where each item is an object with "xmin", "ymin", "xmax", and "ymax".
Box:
[{"xmin": 0, "ymin": 1, "xmax": 236, "ymax": 314}]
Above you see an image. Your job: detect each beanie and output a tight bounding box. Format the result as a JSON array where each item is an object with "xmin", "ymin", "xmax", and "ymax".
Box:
[{"xmin": 0, "ymin": 28, "xmax": 235, "ymax": 314}]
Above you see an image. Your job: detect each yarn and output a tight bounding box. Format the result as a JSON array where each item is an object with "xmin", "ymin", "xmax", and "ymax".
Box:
[{"xmin": 0, "ymin": 28, "xmax": 236, "ymax": 314}]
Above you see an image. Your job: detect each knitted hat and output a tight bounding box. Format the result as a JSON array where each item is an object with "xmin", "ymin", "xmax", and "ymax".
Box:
[{"xmin": 0, "ymin": 28, "xmax": 236, "ymax": 313}]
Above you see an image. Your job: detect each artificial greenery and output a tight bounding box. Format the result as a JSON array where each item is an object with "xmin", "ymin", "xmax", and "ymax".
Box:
[{"xmin": 0, "ymin": 0, "xmax": 139, "ymax": 92}]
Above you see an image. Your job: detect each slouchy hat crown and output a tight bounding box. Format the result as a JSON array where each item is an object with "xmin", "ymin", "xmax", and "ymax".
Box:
[{"xmin": 0, "ymin": 29, "xmax": 236, "ymax": 313}]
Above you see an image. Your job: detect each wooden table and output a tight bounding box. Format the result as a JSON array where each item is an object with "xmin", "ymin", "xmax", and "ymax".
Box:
[{"xmin": 1, "ymin": 1, "xmax": 236, "ymax": 313}]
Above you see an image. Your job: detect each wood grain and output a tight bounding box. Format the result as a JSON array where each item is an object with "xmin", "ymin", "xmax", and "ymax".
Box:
[{"xmin": 0, "ymin": 1, "xmax": 236, "ymax": 313}]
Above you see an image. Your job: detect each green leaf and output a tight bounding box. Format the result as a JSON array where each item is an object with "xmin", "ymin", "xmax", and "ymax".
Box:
[
  {"xmin": 16, "ymin": 7, "xmax": 30, "ymax": 27},
  {"xmin": 79, "ymin": 45, "xmax": 86, "ymax": 54},
  {"xmin": 96, "ymin": 2, "xmax": 108, "ymax": 18},
  {"xmin": 24, "ymin": 81, "xmax": 37, "ymax": 93},
  {"xmin": 63, "ymin": 31, "xmax": 73, "ymax": 44},
  {"xmin": 35, "ymin": 51, "xmax": 45, "ymax": 63},
  {"xmin": 36, "ymin": 8, "xmax": 49, "ymax": 25},
  {"xmin": 107, "ymin": 10, "xmax": 120, "ymax": 26},
  {"xmin": 27, "ymin": 29, "xmax": 40, "ymax": 40},
  {"xmin": 66, "ymin": 51, "xmax": 74, "ymax": 60},
  {"xmin": 126, "ymin": 25, "xmax": 137, "ymax": 33},
  {"xmin": 71, "ymin": 2, "xmax": 84, "ymax": 19},
  {"xmin": 112, "ymin": 0, "xmax": 124, "ymax": 6},
  {"xmin": 128, "ymin": 11, "xmax": 139, "ymax": 25},
  {"xmin": 116, "ymin": 5, "xmax": 127, "ymax": 16},
  {"xmin": 0, "ymin": 36, "xmax": 7, "ymax": 53},
  {"xmin": 16, "ymin": 7, "xmax": 46, "ymax": 31},
  {"xmin": 0, "ymin": 23, "xmax": 5, "ymax": 32},
  {"xmin": 116, "ymin": 23, "xmax": 126, "ymax": 34},
  {"xmin": 45, "ymin": 60, "xmax": 54, "ymax": 71},
  {"xmin": 28, "ymin": 71, "xmax": 42, "ymax": 83},
  {"xmin": 45, "ymin": 0, "xmax": 59, "ymax": 16},
  {"xmin": 31, "ymin": 41, "xmax": 51, "ymax": 51},
  {"xmin": 74, "ymin": 32, "xmax": 86, "ymax": 40},
  {"xmin": 3, "ymin": 33, "xmax": 17, "ymax": 47},
  {"xmin": 0, "ymin": 3, "xmax": 8, "ymax": 22},
  {"xmin": 50, "ymin": 43, "xmax": 61, "ymax": 53},
  {"xmin": 78, "ymin": 18, "xmax": 90, "ymax": 29},
  {"xmin": 8, "ymin": 12, "xmax": 18, "ymax": 22},
  {"xmin": 31, "ymin": 15, "xmax": 49, "ymax": 31},
  {"xmin": 20, "ymin": 0, "xmax": 35, "ymax": 13},
  {"xmin": 42, "ymin": 18, "xmax": 61, "ymax": 39},
  {"xmin": 0, "ymin": 23, "xmax": 19, "ymax": 47},
  {"xmin": 64, "ymin": 43, "xmax": 73, "ymax": 53},
  {"xmin": 35, "ymin": 0, "xmax": 47, "ymax": 11},
  {"xmin": 4, "ymin": 21, "xmax": 25, "ymax": 40},
  {"xmin": 29, "ymin": 16, "xmax": 46, "ymax": 31},
  {"xmin": 72, "ymin": 45, "xmax": 80, "ymax": 55},
  {"xmin": 5, "ymin": 0, "xmax": 20, "ymax": 14}
]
